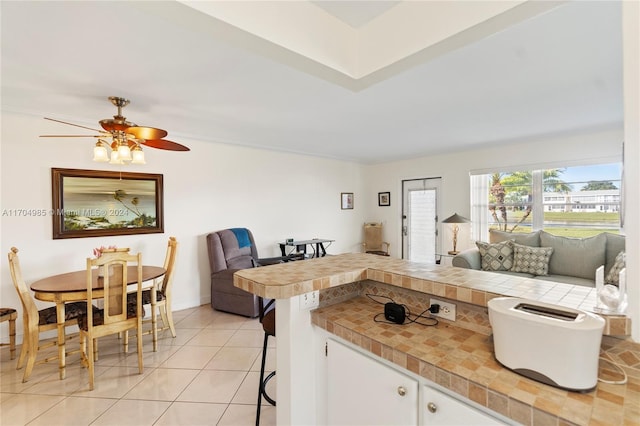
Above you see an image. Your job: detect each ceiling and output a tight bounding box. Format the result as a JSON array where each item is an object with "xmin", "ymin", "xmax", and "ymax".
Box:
[
  {"xmin": 311, "ymin": 1, "xmax": 401, "ymax": 28},
  {"xmin": 0, "ymin": 1, "xmax": 623, "ymax": 164}
]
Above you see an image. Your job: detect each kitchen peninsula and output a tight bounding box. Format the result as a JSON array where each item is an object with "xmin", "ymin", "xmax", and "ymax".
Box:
[{"xmin": 234, "ymin": 253, "xmax": 638, "ymax": 425}]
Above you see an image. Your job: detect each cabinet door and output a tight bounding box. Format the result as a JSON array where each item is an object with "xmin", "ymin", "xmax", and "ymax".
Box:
[
  {"xmin": 327, "ymin": 339, "xmax": 419, "ymax": 426},
  {"xmin": 423, "ymin": 386, "xmax": 505, "ymax": 425}
]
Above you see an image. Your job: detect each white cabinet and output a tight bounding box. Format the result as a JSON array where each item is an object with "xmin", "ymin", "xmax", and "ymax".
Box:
[
  {"xmin": 422, "ymin": 386, "xmax": 504, "ymax": 425},
  {"xmin": 326, "ymin": 338, "xmax": 510, "ymax": 426},
  {"xmin": 327, "ymin": 339, "xmax": 419, "ymax": 426}
]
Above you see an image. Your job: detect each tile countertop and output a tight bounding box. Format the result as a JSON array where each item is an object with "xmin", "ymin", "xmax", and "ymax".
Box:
[
  {"xmin": 235, "ymin": 253, "xmax": 639, "ymax": 425},
  {"xmin": 234, "ymin": 252, "xmax": 602, "ymax": 309},
  {"xmin": 234, "ymin": 252, "xmax": 629, "ymax": 335},
  {"xmin": 311, "ymin": 296, "xmax": 639, "ymax": 426}
]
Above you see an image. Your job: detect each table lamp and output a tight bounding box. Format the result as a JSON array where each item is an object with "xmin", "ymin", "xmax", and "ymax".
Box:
[{"xmin": 442, "ymin": 213, "xmax": 470, "ymax": 255}]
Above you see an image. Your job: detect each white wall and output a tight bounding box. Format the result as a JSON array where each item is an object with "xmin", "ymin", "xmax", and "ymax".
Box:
[{"xmin": 0, "ymin": 111, "xmax": 366, "ymax": 341}]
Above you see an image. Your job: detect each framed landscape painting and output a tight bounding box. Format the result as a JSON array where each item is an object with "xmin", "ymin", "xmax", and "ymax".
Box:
[{"xmin": 51, "ymin": 168, "xmax": 164, "ymax": 239}]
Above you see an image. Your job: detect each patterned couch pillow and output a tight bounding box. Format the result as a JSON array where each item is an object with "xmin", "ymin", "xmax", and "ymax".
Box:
[
  {"xmin": 605, "ymin": 251, "xmax": 625, "ymax": 286},
  {"xmin": 511, "ymin": 243, "xmax": 554, "ymax": 276},
  {"xmin": 476, "ymin": 240, "xmax": 514, "ymax": 271}
]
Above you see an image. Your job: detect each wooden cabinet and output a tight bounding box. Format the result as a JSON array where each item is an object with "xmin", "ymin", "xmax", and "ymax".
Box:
[
  {"xmin": 326, "ymin": 339, "xmax": 509, "ymax": 426},
  {"xmin": 327, "ymin": 339, "xmax": 419, "ymax": 425}
]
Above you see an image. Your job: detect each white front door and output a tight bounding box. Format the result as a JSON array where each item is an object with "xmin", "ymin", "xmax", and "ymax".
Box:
[{"xmin": 402, "ymin": 178, "xmax": 442, "ymax": 262}]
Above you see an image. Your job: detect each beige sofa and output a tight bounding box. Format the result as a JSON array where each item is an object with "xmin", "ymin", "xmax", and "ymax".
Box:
[{"xmin": 452, "ymin": 230, "xmax": 625, "ymax": 287}]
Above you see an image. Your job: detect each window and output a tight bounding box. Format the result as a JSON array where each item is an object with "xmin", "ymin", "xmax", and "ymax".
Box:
[{"xmin": 471, "ymin": 163, "xmax": 622, "ymax": 240}]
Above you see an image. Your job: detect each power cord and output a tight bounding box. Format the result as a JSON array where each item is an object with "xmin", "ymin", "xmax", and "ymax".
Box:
[
  {"xmin": 366, "ymin": 293, "xmax": 438, "ymax": 327},
  {"xmin": 366, "ymin": 293, "xmax": 395, "ymax": 305},
  {"xmin": 406, "ymin": 305, "xmax": 439, "ymax": 327},
  {"xmin": 597, "ymin": 356, "xmax": 628, "ymax": 385}
]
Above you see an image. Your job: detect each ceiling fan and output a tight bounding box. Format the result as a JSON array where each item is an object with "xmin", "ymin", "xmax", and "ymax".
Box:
[{"xmin": 41, "ymin": 96, "xmax": 190, "ymax": 165}]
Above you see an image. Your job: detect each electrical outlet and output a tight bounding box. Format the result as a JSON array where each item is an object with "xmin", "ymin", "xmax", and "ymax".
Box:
[
  {"xmin": 300, "ymin": 290, "xmax": 319, "ymax": 310},
  {"xmin": 429, "ymin": 298, "xmax": 456, "ymax": 322}
]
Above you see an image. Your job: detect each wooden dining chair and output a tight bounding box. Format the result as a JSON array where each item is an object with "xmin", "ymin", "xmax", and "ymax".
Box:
[
  {"xmin": 141, "ymin": 236, "xmax": 178, "ymax": 351},
  {"xmin": 78, "ymin": 249, "xmax": 144, "ymax": 390},
  {"xmin": 8, "ymin": 247, "xmax": 89, "ymax": 382},
  {"xmin": 0, "ymin": 307, "xmax": 18, "ymax": 360}
]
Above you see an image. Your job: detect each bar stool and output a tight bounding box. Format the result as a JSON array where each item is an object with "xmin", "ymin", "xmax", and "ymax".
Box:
[
  {"xmin": 0, "ymin": 308, "xmax": 18, "ymax": 360},
  {"xmin": 256, "ymin": 297, "xmax": 276, "ymax": 426}
]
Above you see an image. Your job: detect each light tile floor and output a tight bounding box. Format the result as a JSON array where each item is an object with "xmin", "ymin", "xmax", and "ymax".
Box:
[{"xmin": 0, "ymin": 305, "xmax": 276, "ymax": 426}]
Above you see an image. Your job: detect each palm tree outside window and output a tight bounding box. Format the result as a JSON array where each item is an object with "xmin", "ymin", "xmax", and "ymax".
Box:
[{"xmin": 471, "ymin": 164, "xmax": 622, "ymax": 241}]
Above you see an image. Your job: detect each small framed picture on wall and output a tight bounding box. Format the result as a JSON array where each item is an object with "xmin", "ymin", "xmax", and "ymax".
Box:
[
  {"xmin": 378, "ymin": 192, "xmax": 390, "ymax": 207},
  {"xmin": 341, "ymin": 192, "xmax": 354, "ymax": 210}
]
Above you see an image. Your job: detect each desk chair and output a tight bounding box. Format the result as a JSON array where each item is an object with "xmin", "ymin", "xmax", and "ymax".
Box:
[
  {"xmin": 8, "ymin": 247, "xmax": 89, "ymax": 382},
  {"xmin": 0, "ymin": 308, "xmax": 17, "ymax": 360},
  {"xmin": 79, "ymin": 249, "xmax": 144, "ymax": 390}
]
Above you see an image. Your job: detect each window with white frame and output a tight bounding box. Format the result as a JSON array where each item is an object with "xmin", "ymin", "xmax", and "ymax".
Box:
[{"xmin": 470, "ymin": 163, "xmax": 622, "ymax": 242}]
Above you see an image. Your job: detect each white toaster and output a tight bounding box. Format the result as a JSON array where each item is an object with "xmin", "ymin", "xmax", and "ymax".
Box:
[{"xmin": 488, "ymin": 297, "xmax": 605, "ymax": 392}]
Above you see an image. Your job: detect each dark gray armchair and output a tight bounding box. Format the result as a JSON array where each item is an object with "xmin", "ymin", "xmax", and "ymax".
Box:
[{"xmin": 206, "ymin": 228, "xmax": 300, "ymax": 317}]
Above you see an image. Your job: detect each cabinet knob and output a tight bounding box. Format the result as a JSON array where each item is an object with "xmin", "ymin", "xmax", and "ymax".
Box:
[
  {"xmin": 397, "ymin": 386, "xmax": 407, "ymax": 396},
  {"xmin": 427, "ymin": 402, "xmax": 437, "ymax": 413}
]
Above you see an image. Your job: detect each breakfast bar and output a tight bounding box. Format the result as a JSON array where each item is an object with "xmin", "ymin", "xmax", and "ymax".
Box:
[{"xmin": 234, "ymin": 253, "xmax": 638, "ymax": 425}]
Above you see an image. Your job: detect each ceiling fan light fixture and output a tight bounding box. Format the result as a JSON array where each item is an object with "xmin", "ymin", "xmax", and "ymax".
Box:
[
  {"xmin": 93, "ymin": 141, "xmax": 109, "ymax": 162},
  {"xmin": 131, "ymin": 146, "xmax": 146, "ymax": 164},
  {"xmin": 44, "ymin": 96, "xmax": 190, "ymax": 167},
  {"xmin": 117, "ymin": 142, "xmax": 132, "ymax": 161},
  {"xmin": 109, "ymin": 150, "xmax": 123, "ymax": 165}
]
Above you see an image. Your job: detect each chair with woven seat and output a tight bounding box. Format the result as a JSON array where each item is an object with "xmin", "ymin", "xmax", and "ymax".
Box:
[
  {"xmin": 79, "ymin": 249, "xmax": 144, "ymax": 390},
  {"xmin": 145, "ymin": 236, "xmax": 177, "ymax": 351},
  {"xmin": 0, "ymin": 307, "xmax": 18, "ymax": 360},
  {"xmin": 129, "ymin": 236, "xmax": 178, "ymax": 351},
  {"xmin": 256, "ymin": 296, "xmax": 276, "ymax": 426},
  {"xmin": 8, "ymin": 247, "xmax": 89, "ymax": 382},
  {"xmin": 362, "ymin": 222, "xmax": 390, "ymax": 256}
]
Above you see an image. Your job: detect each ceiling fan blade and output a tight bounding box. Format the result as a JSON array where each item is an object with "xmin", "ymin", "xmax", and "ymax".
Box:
[
  {"xmin": 140, "ymin": 139, "xmax": 190, "ymax": 151},
  {"xmin": 127, "ymin": 126, "xmax": 168, "ymax": 140},
  {"xmin": 44, "ymin": 117, "xmax": 103, "ymax": 133}
]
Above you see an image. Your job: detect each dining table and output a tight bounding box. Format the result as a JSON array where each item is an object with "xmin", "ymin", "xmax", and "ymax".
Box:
[{"xmin": 30, "ymin": 265, "xmax": 166, "ymax": 379}]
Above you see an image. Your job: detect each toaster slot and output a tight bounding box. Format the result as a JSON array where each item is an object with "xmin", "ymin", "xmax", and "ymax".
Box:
[{"xmin": 514, "ymin": 303, "xmax": 578, "ymax": 321}]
